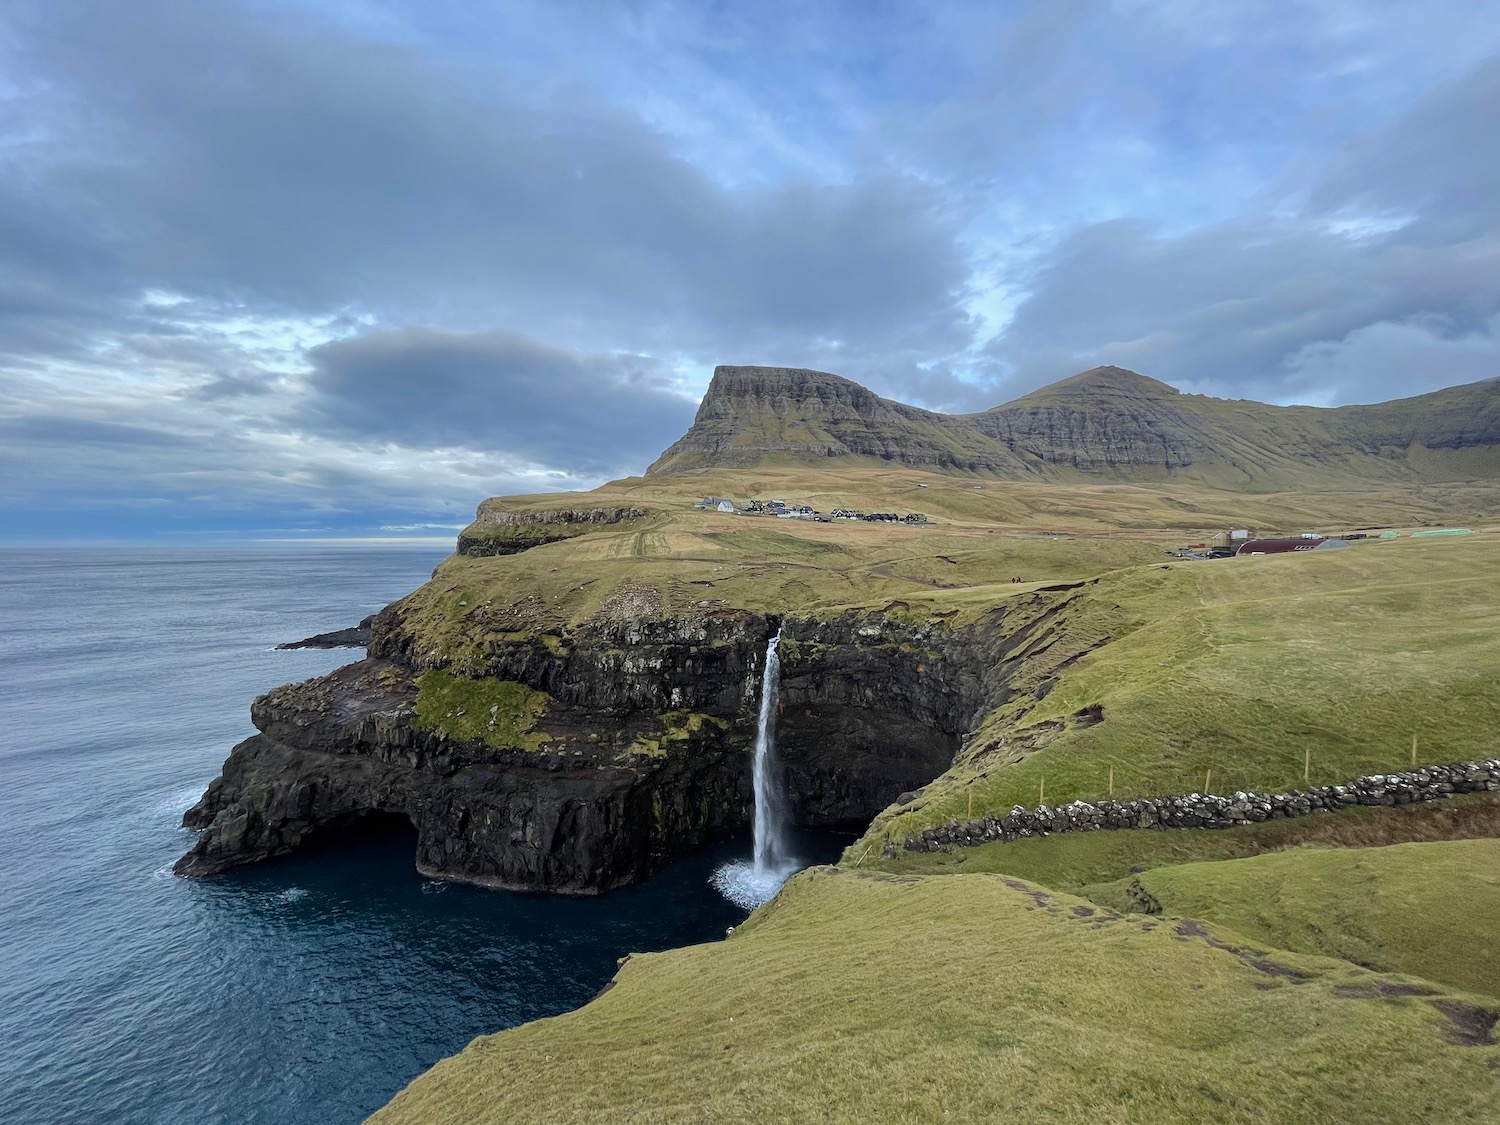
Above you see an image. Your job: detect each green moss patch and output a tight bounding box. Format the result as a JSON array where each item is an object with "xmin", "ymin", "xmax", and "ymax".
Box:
[
  {"xmin": 412, "ymin": 670, "xmax": 550, "ymax": 751},
  {"xmin": 621, "ymin": 710, "xmax": 727, "ymax": 760}
]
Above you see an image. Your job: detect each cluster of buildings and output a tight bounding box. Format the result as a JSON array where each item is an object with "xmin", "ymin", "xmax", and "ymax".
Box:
[
  {"xmin": 1174, "ymin": 527, "xmax": 1355, "ymax": 559},
  {"xmin": 697, "ymin": 498, "xmax": 927, "ymax": 525},
  {"xmin": 840, "ymin": 511, "xmax": 928, "ymax": 524}
]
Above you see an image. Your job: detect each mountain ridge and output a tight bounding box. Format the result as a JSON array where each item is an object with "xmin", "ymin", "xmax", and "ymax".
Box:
[{"xmin": 646, "ymin": 364, "xmax": 1500, "ymax": 489}]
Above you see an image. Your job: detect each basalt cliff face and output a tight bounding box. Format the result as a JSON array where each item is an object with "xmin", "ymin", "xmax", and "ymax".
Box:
[
  {"xmin": 648, "ymin": 364, "xmax": 1500, "ymax": 487},
  {"xmin": 177, "ymin": 591, "xmax": 1071, "ymax": 892}
]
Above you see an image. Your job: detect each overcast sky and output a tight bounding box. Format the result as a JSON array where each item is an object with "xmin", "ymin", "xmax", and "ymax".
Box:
[{"xmin": 3, "ymin": 0, "xmax": 1498, "ymax": 542}]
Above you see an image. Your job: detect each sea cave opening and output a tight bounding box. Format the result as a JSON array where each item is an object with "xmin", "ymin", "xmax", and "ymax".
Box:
[{"xmin": 293, "ymin": 808, "xmax": 420, "ymax": 862}]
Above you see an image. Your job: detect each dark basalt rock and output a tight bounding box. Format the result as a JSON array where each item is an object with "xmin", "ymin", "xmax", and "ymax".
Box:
[
  {"xmin": 276, "ymin": 613, "xmax": 376, "ymax": 650},
  {"xmin": 175, "ymin": 658, "xmax": 746, "ymax": 892},
  {"xmin": 178, "ymin": 602, "xmax": 1034, "ymax": 893}
]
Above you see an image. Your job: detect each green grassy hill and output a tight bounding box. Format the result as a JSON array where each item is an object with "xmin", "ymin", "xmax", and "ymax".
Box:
[
  {"xmin": 854, "ymin": 532, "xmax": 1500, "ymax": 853},
  {"xmin": 371, "ymin": 866, "xmax": 1500, "ymax": 1125},
  {"xmin": 1083, "ymin": 838, "xmax": 1500, "ymax": 1000}
]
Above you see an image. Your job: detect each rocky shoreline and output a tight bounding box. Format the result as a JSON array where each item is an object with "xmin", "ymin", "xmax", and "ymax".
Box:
[{"xmin": 275, "ymin": 613, "xmax": 375, "ymax": 650}]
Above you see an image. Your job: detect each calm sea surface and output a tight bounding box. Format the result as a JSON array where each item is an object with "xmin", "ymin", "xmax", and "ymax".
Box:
[{"xmin": 0, "ymin": 548, "xmax": 838, "ymax": 1124}]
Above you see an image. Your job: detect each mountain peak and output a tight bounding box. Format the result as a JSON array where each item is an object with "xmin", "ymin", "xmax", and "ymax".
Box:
[
  {"xmin": 646, "ymin": 364, "xmax": 969, "ymax": 475},
  {"xmin": 643, "ymin": 362, "xmax": 1500, "ymax": 486},
  {"xmin": 1016, "ymin": 366, "xmax": 1180, "ymax": 401},
  {"xmin": 697, "ymin": 364, "xmax": 879, "ymax": 408}
]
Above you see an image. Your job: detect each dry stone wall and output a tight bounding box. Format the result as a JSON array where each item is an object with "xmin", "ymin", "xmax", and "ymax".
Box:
[{"xmin": 898, "ymin": 760, "xmax": 1500, "ymax": 854}]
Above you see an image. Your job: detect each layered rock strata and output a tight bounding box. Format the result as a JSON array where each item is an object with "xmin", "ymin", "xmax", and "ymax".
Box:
[
  {"xmin": 647, "ymin": 364, "xmax": 1500, "ymax": 485},
  {"xmin": 456, "ymin": 505, "xmax": 645, "ymax": 558},
  {"xmin": 177, "ymin": 599, "xmax": 1044, "ymax": 892}
]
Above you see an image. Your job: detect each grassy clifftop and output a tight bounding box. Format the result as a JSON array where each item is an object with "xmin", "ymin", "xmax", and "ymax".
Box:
[
  {"xmin": 389, "ymin": 465, "xmax": 1500, "ymax": 666},
  {"xmin": 855, "ymin": 531, "xmax": 1500, "ymax": 853},
  {"xmin": 372, "ymin": 863, "xmax": 1500, "ymax": 1125}
]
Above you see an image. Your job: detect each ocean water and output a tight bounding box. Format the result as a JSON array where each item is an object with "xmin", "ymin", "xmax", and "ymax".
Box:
[{"xmin": 0, "ymin": 548, "xmax": 843, "ymax": 1125}]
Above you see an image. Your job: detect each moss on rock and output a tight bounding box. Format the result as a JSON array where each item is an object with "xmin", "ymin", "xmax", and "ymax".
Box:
[{"xmin": 413, "ymin": 670, "xmax": 550, "ymax": 751}]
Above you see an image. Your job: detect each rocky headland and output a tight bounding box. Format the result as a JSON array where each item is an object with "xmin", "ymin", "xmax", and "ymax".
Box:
[{"xmin": 177, "ymin": 590, "xmax": 1072, "ymax": 891}]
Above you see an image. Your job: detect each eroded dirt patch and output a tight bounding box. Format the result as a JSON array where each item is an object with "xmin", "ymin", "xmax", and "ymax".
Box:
[
  {"xmin": 1173, "ymin": 919, "xmax": 1314, "ymax": 982},
  {"xmin": 1430, "ymin": 1000, "xmax": 1499, "ymax": 1047},
  {"xmin": 1333, "ymin": 982, "xmax": 1438, "ymax": 1000}
]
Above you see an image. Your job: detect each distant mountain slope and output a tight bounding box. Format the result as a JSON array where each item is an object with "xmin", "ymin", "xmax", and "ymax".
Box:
[
  {"xmin": 646, "ymin": 364, "xmax": 1500, "ymax": 488},
  {"xmin": 645, "ymin": 365, "xmax": 1035, "ymax": 476}
]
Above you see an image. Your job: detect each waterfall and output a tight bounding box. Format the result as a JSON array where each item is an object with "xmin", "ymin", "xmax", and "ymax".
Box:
[
  {"xmin": 751, "ymin": 630, "xmax": 786, "ymax": 872},
  {"xmin": 709, "ymin": 627, "xmax": 797, "ymax": 909}
]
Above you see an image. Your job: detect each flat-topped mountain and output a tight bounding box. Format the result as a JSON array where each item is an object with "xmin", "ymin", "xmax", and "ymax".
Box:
[{"xmin": 647, "ymin": 364, "xmax": 1500, "ymax": 488}]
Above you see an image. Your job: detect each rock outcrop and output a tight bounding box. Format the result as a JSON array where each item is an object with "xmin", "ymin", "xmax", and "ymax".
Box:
[
  {"xmin": 276, "ymin": 613, "xmax": 375, "ymax": 650},
  {"xmin": 177, "ymin": 601, "xmax": 1034, "ymax": 892},
  {"xmin": 176, "ymin": 658, "xmax": 745, "ymax": 892},
  {"xmin": 457, "ymin": 504, "xmax": 646, "ymax": 558}
]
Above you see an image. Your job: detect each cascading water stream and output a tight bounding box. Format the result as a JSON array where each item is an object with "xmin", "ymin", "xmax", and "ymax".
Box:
[
  {"xmin": 751, "ymin": 629, "xmax": 786, "ymax": 872},
  {"xmin": 710, "ymin": 628, "xmax": 798, "ymax": 909}
]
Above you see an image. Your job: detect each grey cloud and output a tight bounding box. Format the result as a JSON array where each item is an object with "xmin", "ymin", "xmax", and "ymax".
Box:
[
  {"xmin": 986, "ymin": 52, "xmax": 1500, "ymax": 405},
  {"xmin": 301, "ymin": 328, "xmax": 699, "ymax": 474},
  {"xmin": 1, "ymin": 0, "xmax": 1497, "ymax": 542},
  {"xmin": 191, "ymin": 375, "xmax": 276, "ymax": 401},
  {"xmin": 1311, "ymin": 57, "xmax": 1500, "ymax": 243},
  {"xmin": 0, "ymin": 416, "xmax": 196, "ymax": 447},
  {"xmin": 6, "ymin": 0, "xmax": 969, "ymax": 362},
  {"xmin": 1282, "ymin": 316, "xmax": 1500, "ymax": 405}
]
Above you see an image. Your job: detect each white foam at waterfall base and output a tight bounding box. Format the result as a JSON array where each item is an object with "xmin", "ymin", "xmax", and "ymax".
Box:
[
  {"xmin": 712, "ymin": 629, "xmax": 796, "ymax": 909},
  {"xmin": 709, "ymin": 858, "xmax": 800, "ymax": 910}
]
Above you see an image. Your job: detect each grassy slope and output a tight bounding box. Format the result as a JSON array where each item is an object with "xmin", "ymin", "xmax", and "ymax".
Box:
[
  {"xmin": 857, "ymin": 532, "xmax": 1500, "ymax": 852},
  {"xmin": 868, "ymin": 792, "xmax": 1500, "ymax": 890},
  {"xmin": 371, "ymin": 867, "xmax": 1500, "ymax": 1125},
  {"xmin": 411, "ymin": 467, "xmax": 1500, "ymax": 664},
  {"xmin": 369, "ymin": 472, "xmax": 1500, "ymax": 1124},
  {"xmin": 1083, "ymin": 838, "xmax": 1500, "ymax": 1000}
]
